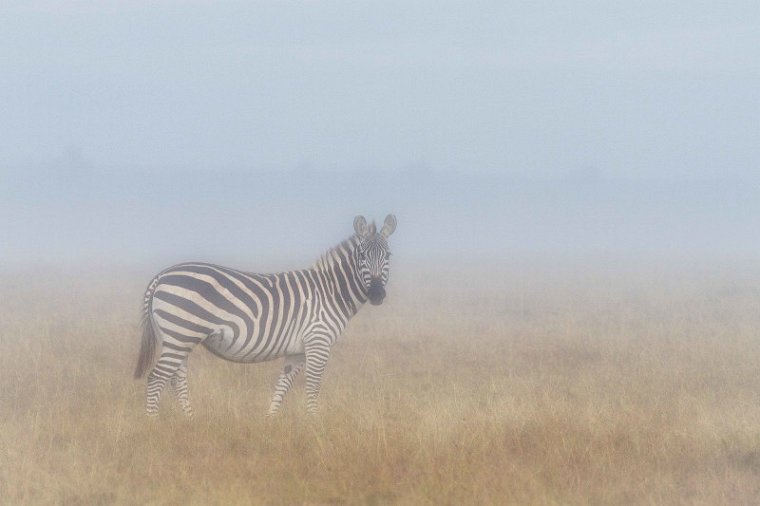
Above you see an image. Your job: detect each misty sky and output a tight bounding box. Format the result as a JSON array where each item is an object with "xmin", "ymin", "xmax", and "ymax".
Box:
[
  {"xmin": 2, "ymin": 1, "xmax": 758, "ymax": 178},
  {"xmin": 1, "ymin": 2, "xmax": 759, "ymax": 265}
]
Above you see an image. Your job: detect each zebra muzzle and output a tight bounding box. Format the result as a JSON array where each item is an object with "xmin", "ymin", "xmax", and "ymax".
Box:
[{"xmin": 368, "ymin": 279, "xmax": 386, "ymax": 305}]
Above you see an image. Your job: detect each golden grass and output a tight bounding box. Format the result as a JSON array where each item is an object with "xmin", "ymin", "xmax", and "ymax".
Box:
[{"xmin": 2, "ymin": 262, "xmax": 760, "ymax": 505}]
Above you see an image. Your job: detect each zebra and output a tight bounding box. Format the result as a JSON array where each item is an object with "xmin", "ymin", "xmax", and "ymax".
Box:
[{"xmin": 133, "ymin": 214, "xmax": 397, "ymax": 417}]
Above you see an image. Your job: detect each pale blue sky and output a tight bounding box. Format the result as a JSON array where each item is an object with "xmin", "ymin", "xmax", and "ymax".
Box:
[
  {"xmin": 1, "ymin": 1, "xmax": 759, "ymax": 264},
  {"xmin": 2, "ymin": 1, "xmax": 758, "ymax": 178}
]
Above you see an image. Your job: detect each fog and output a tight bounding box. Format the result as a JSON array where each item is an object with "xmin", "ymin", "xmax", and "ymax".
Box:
[
  {"xmin": 1, "ymin": 1, "xmax": 758, "ymax": 267},
  {"xmin": 3, "ymin": 167, "xmax": 759, "ymax": 267}
]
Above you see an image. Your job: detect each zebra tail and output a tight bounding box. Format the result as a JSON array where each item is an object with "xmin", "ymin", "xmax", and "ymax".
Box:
[{"xmin": 134, "ymin": 277, "xmax": 159, "ymax": 379}]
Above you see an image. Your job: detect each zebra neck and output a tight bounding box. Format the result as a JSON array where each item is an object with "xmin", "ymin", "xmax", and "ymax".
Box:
[{"xmin": 313, "ymin": 235, "xmax": 368, "ymax": 317}]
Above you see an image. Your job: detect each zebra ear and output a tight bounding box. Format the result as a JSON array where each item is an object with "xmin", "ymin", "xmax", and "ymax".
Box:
[
  {"xmin": 353, "ymin": 216, "xmax": 369, "ymax": 238},
  {"xmin": 380, "ymin": 214, "xmax": 397, "ymax": 238}
]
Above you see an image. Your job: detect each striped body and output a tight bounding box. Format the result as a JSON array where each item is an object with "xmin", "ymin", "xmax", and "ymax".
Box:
[
  {"xmin": 151, "ymin": 244, "xmax": 365, "ymax": 363},
  {"xmin": 134, "ymin": 215, "xmax": 396, "ymax": 417}
]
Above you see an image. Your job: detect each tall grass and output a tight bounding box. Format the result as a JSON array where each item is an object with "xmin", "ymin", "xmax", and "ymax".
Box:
[{"xmin": 2, "ymin": 262, "xmax": 760, "ymax": 504}]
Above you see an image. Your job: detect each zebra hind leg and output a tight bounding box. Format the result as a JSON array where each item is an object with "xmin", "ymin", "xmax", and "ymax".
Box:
[
  {"xmin": 266, "ymin": 354, "xmax": 306, "ymax": 417},
  {"xmin": 146, "ymin": 348, "xmax": 193, "ymax": 417},
  {"xmin": 170, "ymin": 360, "xmax": 193, "ymax": 417}
]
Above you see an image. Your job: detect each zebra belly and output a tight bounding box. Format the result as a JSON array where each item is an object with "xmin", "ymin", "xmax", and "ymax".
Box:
[{"xmin": 200, "ymin": 326, "xmax": 305, "ymax": 363}]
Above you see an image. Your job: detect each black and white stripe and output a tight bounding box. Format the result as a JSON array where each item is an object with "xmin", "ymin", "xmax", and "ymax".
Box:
[{"xmin": 134, "ymin": 214, "xmax": 397, "ymax": 416}]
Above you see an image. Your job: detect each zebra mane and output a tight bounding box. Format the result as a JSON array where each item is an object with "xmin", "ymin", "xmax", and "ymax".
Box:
[{"xmin": 312, "ymin": 236, "xmax": 360, "ymax": 273}]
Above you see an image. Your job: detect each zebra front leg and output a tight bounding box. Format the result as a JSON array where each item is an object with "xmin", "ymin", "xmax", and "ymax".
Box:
[
  {"xmin": 304, "ymin": 341, "xmax": 331, "ymax": 415},
  {"xmin": 170, "ymin": 359, "xmax": 193, "ymax": 417},
  {"xmin": 266, "ymin": 354, "xmax": 305, "ymax": 417}
]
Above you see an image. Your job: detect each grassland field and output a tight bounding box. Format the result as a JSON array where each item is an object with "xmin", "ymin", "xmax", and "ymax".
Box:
[{"xmin": 2, "ymin": 260, "xmax": 760, "ymax": 505}]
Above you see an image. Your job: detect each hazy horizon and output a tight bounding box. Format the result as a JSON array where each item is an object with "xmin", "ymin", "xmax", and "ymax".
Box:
[{"xmin": 3, "ymin": 165, "xmax": 759, "ymax": 266}]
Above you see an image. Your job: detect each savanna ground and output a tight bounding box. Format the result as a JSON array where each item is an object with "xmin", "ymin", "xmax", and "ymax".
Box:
[{"xmin": 3, "ymin": 260, "xmax": 760, "ymax": 505}]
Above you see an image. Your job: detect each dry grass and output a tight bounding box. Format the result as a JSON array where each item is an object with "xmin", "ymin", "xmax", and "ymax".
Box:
[{"xmin": 3, "ymin": 261, "xmax": 760, "ymax": 505}]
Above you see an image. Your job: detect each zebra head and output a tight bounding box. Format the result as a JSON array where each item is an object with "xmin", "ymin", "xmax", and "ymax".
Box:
[{"xmin": 353, "ymin": 214, "xmax": 397, "ymax": 305}]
